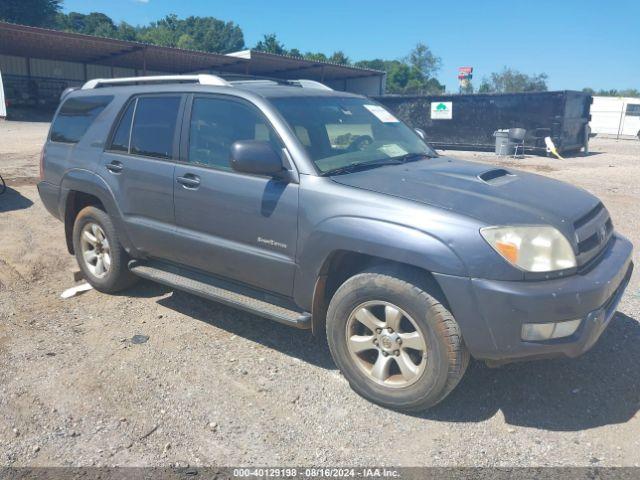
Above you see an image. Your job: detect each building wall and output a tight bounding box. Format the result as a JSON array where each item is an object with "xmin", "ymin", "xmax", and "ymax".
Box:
[
  {"xmin": 0, "ymin": 53, "xmax": 173, "ymax": 109},
  {"xmin": 325, "ymin": 74, "xmax": 386, "ymax": 96}
]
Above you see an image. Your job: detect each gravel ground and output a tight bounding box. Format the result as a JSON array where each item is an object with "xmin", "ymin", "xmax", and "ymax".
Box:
[{"xmin": 1, "ymin": 121, "xmax": 639, "ymax": 467}]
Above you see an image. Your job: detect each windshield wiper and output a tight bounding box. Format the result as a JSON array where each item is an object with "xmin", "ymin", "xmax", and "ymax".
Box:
[
  {"xmin": 390, "ymin": 152, "xmax": 436, "ymax": 163},
  {"xmin": 320, "ymin": 157, "xmax": 403, "ymax": 176}
]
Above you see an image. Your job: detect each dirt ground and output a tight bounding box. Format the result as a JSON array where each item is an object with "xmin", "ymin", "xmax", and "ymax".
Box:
[{"xmin": 1, "ymin": 121, "xmax": 639, "ymax": 467}]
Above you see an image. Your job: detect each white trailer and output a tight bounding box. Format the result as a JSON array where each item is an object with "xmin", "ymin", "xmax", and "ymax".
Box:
[
  {"xmin": 0, "ymin": 69, "xmax": 6, "ymax": 119},
  {"xmin": 590, "ymin": 96, "xmax": 640, "ymax": 139}
]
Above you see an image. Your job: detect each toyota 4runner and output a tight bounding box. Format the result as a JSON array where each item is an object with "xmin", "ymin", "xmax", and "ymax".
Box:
[{"xmin": 38, "ymin": 75, "xmax": 634, "ymax": 411}]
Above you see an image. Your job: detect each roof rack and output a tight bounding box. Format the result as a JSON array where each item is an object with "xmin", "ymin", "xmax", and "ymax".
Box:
[
  {"xmin": 228, "ymin": 78, "xmax": 333, "ymax": 91},
  {"xmin": 81, "ymin": 74, "xmax": 230, "ymax": 90},
  {"xmin": 81, "ymin": 74, "xmax": 333, "ymax": 91}
]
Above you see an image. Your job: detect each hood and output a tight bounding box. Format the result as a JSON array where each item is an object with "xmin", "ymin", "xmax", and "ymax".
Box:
[{"xmin": 330, "ymin": 156, "xmax": 600, "ymax": 237}]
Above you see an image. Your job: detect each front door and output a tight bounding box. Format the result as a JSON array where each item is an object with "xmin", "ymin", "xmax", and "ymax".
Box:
[
  {"xmin": 172, "ymin": 95, "xmax": 299, "ymax": 296},
  {"xmin": 99, "ymin": 94, "xmax": 184, "ymax": 260}
]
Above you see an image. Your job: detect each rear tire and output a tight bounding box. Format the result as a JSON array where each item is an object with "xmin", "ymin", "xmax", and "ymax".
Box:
[
  {"xmin": 72, "ymin": 206, "xmax": 137, "ymax": 293},
  {"xmin": 326, "ymin": 266, "xmax": 469, "ymax": 412}
]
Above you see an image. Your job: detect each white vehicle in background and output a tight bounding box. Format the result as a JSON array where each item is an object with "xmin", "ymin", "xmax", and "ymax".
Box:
[
  {"xmin": 0, "ymin": 69, "xmax": 6, "ymax": 119},
  {"xmin": 590, "ymin": 96, "xmax": 640, "ymax": 139}
]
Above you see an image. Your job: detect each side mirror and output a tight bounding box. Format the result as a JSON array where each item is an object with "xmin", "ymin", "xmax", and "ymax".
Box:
[
  {"xmin": 414, "ymin": 128, "xmax": 427, "ymax": 141},
  {"xmin": 230, "ymin": 140, "xmax": 284, "ymax": 177}
]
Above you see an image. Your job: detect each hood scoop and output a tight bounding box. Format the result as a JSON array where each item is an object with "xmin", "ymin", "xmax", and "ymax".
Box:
[{"xmin": 478, "ymin": 168, "xmax": 516, "ymax": 185}]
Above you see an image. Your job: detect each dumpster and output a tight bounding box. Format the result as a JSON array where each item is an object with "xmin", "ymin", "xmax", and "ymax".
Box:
[{"xmin": 375, "ymin": 91, "xmax": 592, "ymax": 155}]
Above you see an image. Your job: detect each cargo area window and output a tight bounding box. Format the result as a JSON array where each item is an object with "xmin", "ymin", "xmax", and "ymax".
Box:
[{"xmin": 50, "ymin": 95, "xmax": 113, "ymax": 144}]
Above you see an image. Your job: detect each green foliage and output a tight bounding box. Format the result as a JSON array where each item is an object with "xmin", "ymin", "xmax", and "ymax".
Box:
[
  {"xmin": 254, "ymin": 33, "xmax": 287, "ymax": 55},
  {"xmin": 355, "ymin": 52, "xmax": 444, "ymax": 95},
  {"xmin": 478, "ymin": 67, "xmax": 548, "ymax": 93},
  {"xmin": 583, "ymin": 87, "xmax": 640, "ymax": 98},
  {"xmin": 51, "ymin": 12, "xmax": 244, "ymax": 53},
  {"xmin": 406, "ymin": 42, "xmax": 441, "ymax": 79},
  {"xmin": 136, "ymin": 14, "xmax": 244, "ymax": 53},
  {"xmin": 328, "ymin": 51, "xmax": 350, "ymax": 65},
  {"xmin": 0, "ymin": 0, "xmax": 62, "ymax": 27}
]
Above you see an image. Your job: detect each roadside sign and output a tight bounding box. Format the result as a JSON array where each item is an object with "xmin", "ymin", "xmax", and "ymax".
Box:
[
  {"xmin": 431, "ymin": 101, "xmax": 452, "ymax": 120},
  {"xmin": 457, "ymin": 66, "xmax": 473, "ymax": 80}
]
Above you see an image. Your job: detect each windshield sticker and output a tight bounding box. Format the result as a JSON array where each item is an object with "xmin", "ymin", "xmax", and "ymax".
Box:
[
  {"xmin": 378, "ymin": 144, "xmax": 408, "ymax": 157},
  {"xmin": 364, "ymin": 104, "xmax": 400, "ymax": 123}
]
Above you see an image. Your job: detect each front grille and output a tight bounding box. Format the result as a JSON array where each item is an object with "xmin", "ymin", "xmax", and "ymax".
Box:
[{"xmin": 573, "ymin": 203, "xmax": 614, "ymax": 266}]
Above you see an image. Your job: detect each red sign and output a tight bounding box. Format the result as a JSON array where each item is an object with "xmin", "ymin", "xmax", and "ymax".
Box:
[{"xmin": 458, "ymin": 66, "xmax": 473, "ymax": 80}]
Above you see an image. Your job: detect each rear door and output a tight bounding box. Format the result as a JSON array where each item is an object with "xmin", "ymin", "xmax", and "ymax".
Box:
[
  {"xmin": 99, "ymin": 94, "xmax": 185, "ymax": 260},
  {"xmin": 172, "ymin": 94, "xmax": 299, "ymax": 296}
]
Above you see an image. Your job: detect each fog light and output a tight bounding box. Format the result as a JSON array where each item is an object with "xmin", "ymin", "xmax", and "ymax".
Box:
[{"xmin": 522, "ymin": 319, "xmax": 581, "ymax": 341}]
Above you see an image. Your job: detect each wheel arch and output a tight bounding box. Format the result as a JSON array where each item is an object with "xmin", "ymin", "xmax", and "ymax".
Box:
[
  {"xmin": 59, "ymin": 169, "xmax": 134, "ymax": 255},
  {"xmin": 310, "ymin": 250, "xmax": 450, "ymax": 336}
]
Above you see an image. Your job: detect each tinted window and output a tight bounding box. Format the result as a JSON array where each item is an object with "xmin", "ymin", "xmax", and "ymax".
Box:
[
  {"xmin": 188, "ymin": 97, "xmax": 280, "ymax": 170},
  {"xmin": 110, "ymin": 100, "xmax": 135, "ymax": 152},
  {"xmin": 50, "ymin": 95, "xmax": 113, "ymax": 143},
  {"xmin": 626, "ymin": 104, "xmax": 640, "ymax": 117},
  {"xmin": 130, "ymin": 96, "xmax": 181, "ymax": 159}
]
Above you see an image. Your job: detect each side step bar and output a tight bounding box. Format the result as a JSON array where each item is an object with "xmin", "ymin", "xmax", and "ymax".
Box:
[{"xmin": 129, "ymin": 260, "xmax": 311, "ymax": 329}]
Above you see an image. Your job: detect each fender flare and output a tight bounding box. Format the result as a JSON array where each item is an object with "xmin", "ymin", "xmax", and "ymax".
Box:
[
  {"xmin": 293, "ymin": 216, "xmax": 468, "ymax": 310},
  {"xmin": 59, "ymin": 169, "xmax": 136, "ymax": 254}
]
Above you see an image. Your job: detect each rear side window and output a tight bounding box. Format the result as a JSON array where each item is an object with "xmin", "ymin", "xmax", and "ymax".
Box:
[
  {"xmin": 110, "ymin": 100, "xmax": 136, "ymax": 152},
  {"xmin": 130, "ymin": 96, "xmax": 181, "ymax": 159},
  {"xmin": 50, "ymin": 95, "xmax": 113, "ymax": 143}
]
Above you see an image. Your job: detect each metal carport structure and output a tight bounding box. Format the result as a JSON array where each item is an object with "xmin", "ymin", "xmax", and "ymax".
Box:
[{"xmin": 0, "ymin": 21, "xmax": 385, "ymax": 114}]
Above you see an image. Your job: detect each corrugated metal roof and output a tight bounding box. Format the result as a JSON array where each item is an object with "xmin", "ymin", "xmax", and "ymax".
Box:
[
  {"xmin": 225, "ymin": 50, "xmax": 383, "ymax": 79},
  {"xmin": 0, "ymin": 22, "xmax": 383, "ymax": 81}
]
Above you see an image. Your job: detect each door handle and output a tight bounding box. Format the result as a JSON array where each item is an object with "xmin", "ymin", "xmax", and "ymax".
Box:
[
  {"xmin": 176, "ymin": 174, "xmax": 201, "ymax": 189},
  {"xmin": 106, "ymin": 161, "xmax": 123, "ymax": 173}
]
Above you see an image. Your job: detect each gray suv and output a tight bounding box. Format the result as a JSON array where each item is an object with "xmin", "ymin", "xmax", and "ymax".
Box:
[{"xmin": 38, "ymin": 75, "xmax": 633, "ymax": 411}]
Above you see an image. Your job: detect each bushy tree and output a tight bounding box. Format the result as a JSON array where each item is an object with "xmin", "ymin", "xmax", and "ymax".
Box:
[
  {"xmin": 57, "ymin": 12, "xmax": 117, "ymax": 37},
  {"xmin": 355, "ymin": 44, "xmax": 444, "ymax": 95},
  {"xmin": 254, "ymin": 33, "xmax": 287, "ymax": 55},
  {"xmin": 0, "ymin": 0, "xmax": 61, "ymax": 27},
  {"xmin": 328, "ymin": 51, "xmax": 350, "ymax": 65},
  {"xmin": 478, "ymin": 67, "xmax": 548, "ymax": 93},
  {"xmin": 406, "ymin": 42, "xmax": 441, "ymax": 80},
  {"xmin": 583, "ymin": 87, "xmax": 640, "ymax": 98},
  {"xmin": 136, "ymin": 14, "xmax": 244, "ymax": 53}
]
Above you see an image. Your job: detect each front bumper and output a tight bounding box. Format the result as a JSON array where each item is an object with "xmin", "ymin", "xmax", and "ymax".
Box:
[{"xmin": 434, "ymin": 233, "xmax": 634, "ymax": 361}]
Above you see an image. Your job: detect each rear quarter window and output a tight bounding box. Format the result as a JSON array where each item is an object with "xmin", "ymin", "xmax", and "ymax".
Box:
[{"xmin": 50, "ymin": 95, "xmax": 113, "ymax": 144}]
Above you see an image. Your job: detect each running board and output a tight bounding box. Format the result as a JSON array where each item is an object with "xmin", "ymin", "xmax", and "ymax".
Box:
[{"xmin": 128, "ymin": 260, "xmax": 311, "ymax": 329}]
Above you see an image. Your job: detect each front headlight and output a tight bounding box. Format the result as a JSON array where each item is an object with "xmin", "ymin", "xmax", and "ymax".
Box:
[{"xmin": 480, "ymin": 225, "xmax": 576, "ymax": 272}]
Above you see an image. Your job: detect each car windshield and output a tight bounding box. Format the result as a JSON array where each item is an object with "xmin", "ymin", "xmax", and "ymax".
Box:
[{"xmin": 270, "ymin": 96, "xmax": 436, "ymax": 175}]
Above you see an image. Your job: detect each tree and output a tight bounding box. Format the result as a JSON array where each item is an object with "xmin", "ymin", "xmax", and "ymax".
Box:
[
  {"xmin": 328, "ymin": 51, "xmax": 350, "ymax": 65},
  {"xmin": 353, "ymin": 44, "xmax": 445, "ymax": 95},
  {"xmin": 0, "ymin": 0, "xmax": 61, "ymax": 27},
  {"xmin": 304, "ymin": 52, "xmax": 328, "ymax": 62},
  {"xmin": 479, "ymin": 67, "xmax": 548, "ymax": 93},
  {"xmin": 254, "ymin": 33, "xmax": 286, "ymax": 55},
  {"xmin": 55, "ymin": 12, "xmax": 245, "ymax": 53},
  {"xmin": 583, "ymin": 87, "xmax": 640, "ymax": 98},
  {"xmin": 406, "ymin": 42, "xmax": 441, "ymax": 80},
  {"xmin": 137, "ymin": 14, "xmax": 245, "ymax": 52}
]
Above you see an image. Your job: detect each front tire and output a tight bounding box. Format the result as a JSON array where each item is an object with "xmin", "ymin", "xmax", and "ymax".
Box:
[
  {"xmin": 72, "ymin": 206, "xmax": 137, "ymax": 293},
  {"xmin": 326, "ymin": 266, "xmax": 469, "ymax": 412}
]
